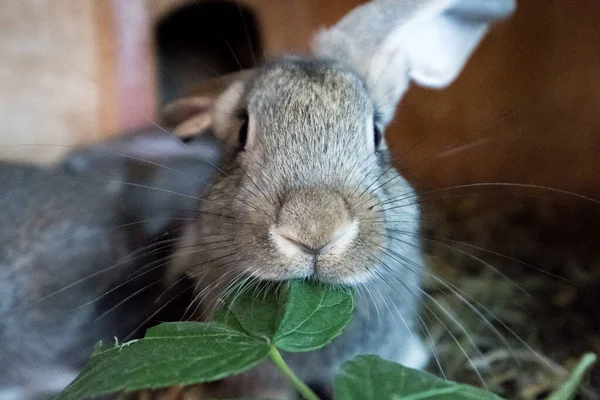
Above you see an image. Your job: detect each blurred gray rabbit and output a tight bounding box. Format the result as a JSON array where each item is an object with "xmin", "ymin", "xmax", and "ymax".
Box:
[
  {"xmin": 0, "ymin": 126, "xmax": 220, "ymax": 400},
  {"xmin": 60, "ymin": 126, "xmax": 221, "ymax": 240},
  {"xmin": 166, "ymin": 0, "xmax": 515, "ymax": 398}
]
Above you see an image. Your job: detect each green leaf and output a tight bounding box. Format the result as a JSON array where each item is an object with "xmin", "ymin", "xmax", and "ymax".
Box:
[
  {"xmin": 56, "ymin": 323, "xmax": 269, "ymax": 400},
  {"xmin": 57, "ymin": 280, "xmax": 355, "ymax": 399},
  {"xmin": 274, "ymin": 281, "xmax": 354, "ymax": 352},
  {"xmin": 212, "ymin": 282, "xmax": 286, "ymax": 340},
  {"xmin": 334, "ymin": 355, "xmax": 505, "ymax": 400},
  {"xmin": 214, "ymin": 280, "xmax": 354, "ymax": 352},
  {"xmin": 547, "ymin": 353, "xmax": 597, "ymax": 400}
]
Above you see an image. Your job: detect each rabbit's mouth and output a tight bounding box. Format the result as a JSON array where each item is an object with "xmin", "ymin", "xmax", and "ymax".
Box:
[
  {"xmin": 244, "ymin": 265, "xmax": 374, "ymax": 287},
  {"xmin": 242, "ymin": 238, "xmax": 376, "ymax": 287}
]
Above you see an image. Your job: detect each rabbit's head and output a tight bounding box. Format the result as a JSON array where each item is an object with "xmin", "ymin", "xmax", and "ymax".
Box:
[{"xmin": 175, "ymin": 0, "xmax": 514, "ymax": 286}]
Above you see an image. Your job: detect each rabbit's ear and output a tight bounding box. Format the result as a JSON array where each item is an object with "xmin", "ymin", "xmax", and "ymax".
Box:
[
  {"xmin": 162, "ymin": 96, "xmax": 214, "ymax": 136},
  {"xmin": 313, "ymin": 0, "xmax": 515, "ymax": 125},
  {"xmin": 60, "ymin": 127, "xmax": 220, "ymax": 183},
  {"xmin": 59, "ymin": 127, "xmax": 221, "ymax": 239},
  {"xmin": 161, "ymin": 70, "xmax": 254, "ymax": 136}
]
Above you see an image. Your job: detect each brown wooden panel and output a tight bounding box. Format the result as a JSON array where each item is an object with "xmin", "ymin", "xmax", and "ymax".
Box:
[
  {"xmin": 0, "ymin": 0, "xmax": 157, "ymax": 163},
  {"xmin": 243, "ymin": 0, "xmax": 366, "ymax": 54},
  {"xmin": 387, "ymin": 0, "xmax": 600, "ymax": 198},
  {"xmin": 0, "ymin": 0, "xmax": 100, "ymax": 164},
  {"xmin": 96, "ymin": 0, "xmax": 157, "ymax": 135}
]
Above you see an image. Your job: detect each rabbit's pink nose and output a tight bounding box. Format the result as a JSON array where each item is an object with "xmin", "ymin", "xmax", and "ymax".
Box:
[
  {"xmin": 270, "ymin": 220, "xmax": 359, "ymax": 257},
  {"xmin": 269, "ymin": 188, "xmax": 359, "ymax": 258}
]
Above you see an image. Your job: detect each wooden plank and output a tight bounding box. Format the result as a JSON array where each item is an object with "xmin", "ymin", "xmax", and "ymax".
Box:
[
  {"xmin": 388, "ymin": 0, "xmax": 600, "ymax": 197},
  {"xmin": 96, "ymin": 0, "xmax": 157, "ymax": 135},
  {"xmin": 0, "ymin": 0, "xmax": 100, "ymax": 163}
]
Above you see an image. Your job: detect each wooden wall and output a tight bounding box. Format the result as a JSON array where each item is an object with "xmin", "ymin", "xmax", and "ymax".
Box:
[
  {"xmin": 1, "ymin": 0, "xmax": 599, "ymax": 200},
  {"xmin": 0, "ymin": 1, "xmax": 101, "ymax": 163},
  {"xmin": 390, "ymin": 0, "xmax": 600, "ymax": 198}
]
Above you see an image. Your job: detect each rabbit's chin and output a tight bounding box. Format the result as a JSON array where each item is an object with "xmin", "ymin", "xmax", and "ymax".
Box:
[{"xmin": 244, "ymin": 265, "xmax": 374, "ymax": 287}]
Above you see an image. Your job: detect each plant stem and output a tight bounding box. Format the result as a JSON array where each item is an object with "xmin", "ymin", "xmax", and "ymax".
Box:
[{"xmin": 268, "ymin": 346, "xmax": 320, "ymax": 400}]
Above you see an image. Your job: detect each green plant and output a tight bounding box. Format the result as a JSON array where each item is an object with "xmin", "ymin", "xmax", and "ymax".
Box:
[{"xmin": 56, "ymin": 280, "xmax": 595, "ymax": 400}]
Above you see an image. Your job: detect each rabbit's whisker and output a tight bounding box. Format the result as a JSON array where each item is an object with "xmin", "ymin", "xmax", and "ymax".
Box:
[
  {"xmin": 374, "ymin": 235, "xmax": 562, "ymax": 377},
  {"xmin": 123, "ymin": 285, "xmax": 196, "ymax": 341},
  {"xmin": 372, "ymin": 247, "xmax": 491, "ymax": 387},
  {"xmin": 36, "ymin": 237, "xmax": 178, "ymax": 303},
  {"xmin": 92, "ymin": 280, "xmax": 161, "ymax": 323}
]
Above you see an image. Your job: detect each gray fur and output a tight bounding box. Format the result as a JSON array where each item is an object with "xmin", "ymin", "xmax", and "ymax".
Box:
[
  {"xmin": 0, "ymin": 128, "xmax": 219, "ymax": 399},
  {"xmin": 0, "ymin": 163, "xmax": 133, "ymax": 399}
]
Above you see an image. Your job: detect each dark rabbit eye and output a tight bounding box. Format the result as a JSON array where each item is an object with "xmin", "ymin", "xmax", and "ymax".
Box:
[
  {"xmin": 238, "ymin": 120, "xmax": 249, "ymax": 149},
  {"xmin": 237, "ymin": 111, "xmax": 249, "ymax": 150},
  {"xmin": 181, "ymin": 135, "xmax": 194, "ymax": 144},
  {"xmin": 373, "ymin": 123, "xmax": 382, "ymax": 152}
]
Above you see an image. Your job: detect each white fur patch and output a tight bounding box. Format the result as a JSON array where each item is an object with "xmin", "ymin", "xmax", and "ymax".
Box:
[
  {"xmin": 270, "ymin": 228, "xmax": 304, "ymax": 258},
  {"xmin": 325, "ymin": 219, "xmax": 359, "ymax": 256},
  {"xmin": 0, "ymin": 387, "xmax": 25, "ymax": 400},
  {"xmin": 34, "ymin": 369, "xmax": 78, "ymax": 393},
  {"xmin": 400, "ymin": 338, "xmax": 430, "ymax": 370},
  {"xmin": 2, "ymin": 368, "xmax": 80, "ymax": 400}
]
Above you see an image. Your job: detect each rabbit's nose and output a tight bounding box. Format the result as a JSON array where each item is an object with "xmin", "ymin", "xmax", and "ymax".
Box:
[
  {"xmin": 270, "ymin": 188, "xmax": 359, "ymax": 257},
  {"xmin": 271, "ymin": 220, "xmax": 359, "ymax": 257}
]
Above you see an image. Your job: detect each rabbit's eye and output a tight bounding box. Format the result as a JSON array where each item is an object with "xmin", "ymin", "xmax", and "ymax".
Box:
[
  {"xmin": 181, "ymin": 135, "xmax": 194, "ymax": 144},
  {"xmin": 238, "ymin": 120, "xmax": 249, "ymax": 149},
  {"xmin": 373, "ymin": 123, "xmax": 382, "ymax": 152},
  {"xmin": 237, "ymin": 111, "xmax": 249, "ymax": 150}
]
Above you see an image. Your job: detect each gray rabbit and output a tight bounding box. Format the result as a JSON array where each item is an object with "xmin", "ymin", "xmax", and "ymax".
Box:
[
  {"xmin": 0, "ymin": 127, "xmax": 220, "ymax": 400},
  {"xmin": 168, "ymin": 0, "xmax": 515, "ymax": 398}
]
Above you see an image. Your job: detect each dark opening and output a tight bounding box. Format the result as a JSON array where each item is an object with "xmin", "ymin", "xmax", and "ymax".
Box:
[{"xmin": 155, "ymin": 1, "xmax": 262, "ymax": 106}]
